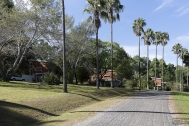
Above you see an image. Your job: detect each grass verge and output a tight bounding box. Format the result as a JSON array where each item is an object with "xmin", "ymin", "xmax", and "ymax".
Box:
[
  {"xmin": 170, "ymin": 91, "xmax": 189, "ymax": 126},
  {"xmin": 0, "ymin": 81, "xmax": 134, "ymax": 126}
]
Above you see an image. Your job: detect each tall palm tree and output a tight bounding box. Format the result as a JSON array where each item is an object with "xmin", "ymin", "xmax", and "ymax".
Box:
[
  {"xmin": 179, "ymin": 48, "xmax": 188, "ymax": 91},
  {"xmin": 160, "ymin": 32, "xmax": 169, "ymax": 90},
  {"xmin": 132, "ymin": 18, "xmax": 146, "ymax": 90},
  {"xmin": 142, "ymin": 28, "xmax": 154, "ymax": 90},
  {"xmin": 172, "ymin": 43, "xmax": 182, "ymax": 88},
  {"xmin": 62, "ymin": 0, "xmax": 67, "ymax": 92},
  {"xmin": 84, "ymin": 0, "xmax": 107, "ymax": 89},
  {"xmin": 103, "ymin": 0, "xmax": 124, "ymax": 88},
  {"xmin": 153, "ymin": 31, "xmax": 161, "ymax": 90}
]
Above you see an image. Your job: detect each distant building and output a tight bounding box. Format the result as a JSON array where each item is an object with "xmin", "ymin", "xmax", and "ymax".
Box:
[
  {"xmin": 151, "ymin": 77, "xmax": 162, "ymax": 88},
  {"xmin": 22, "ymin": 59, "xmax": 49, "ymax": 82},
  {"xmin": 90, "ymin": 69, "xmax": 122, "ymax": 87}
]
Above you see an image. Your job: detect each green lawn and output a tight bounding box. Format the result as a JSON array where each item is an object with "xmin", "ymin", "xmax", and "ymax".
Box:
[
  {"xmin": 0, "ymin": 81, "xmax": 133, "ymax": 126},
  {"xmin": 171, "ymin": 91, "xmax": 189, "ymax": 125}
]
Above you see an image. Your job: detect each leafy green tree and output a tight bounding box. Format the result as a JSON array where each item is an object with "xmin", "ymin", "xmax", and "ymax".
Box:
[
  {"xmin": 179, "ymin": 47, "xmax": 188, "ymax": 89},
  {"xmin": 142, "ymin": 28, "xmax": 154, "ymax": 89},
  {"xmin": 172, "ymin": 43, "xmax": 182, "ymax": 87},
  {"xmin": 160, "ymin": 32, "xmax": 169, "ymax": 88},
  {"xmin": 164, "ymin": 63, "xmax": 175, "ymax": 82},
  {"xmin": 84, "ymin": 0, "xmax": 107, "ymax": 89},
  {"xmin": 183, "ymin": 53, "xmax": 189, "ymax": 86},
  {"xmin": 0, "ymin": 0, "xmax": 62, "ymax": 81},
  {"xmin": 132, "ymin": 17, "xmax": 146, "ymax": 90},
  {"xmin": 0, "ymin": 0, "xmax": 14, "ymax": 9}
]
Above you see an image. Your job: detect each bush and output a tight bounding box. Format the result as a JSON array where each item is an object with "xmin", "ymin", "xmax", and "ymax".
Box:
[{"xmin": 44, "ymin": 72, "xmax": 60, "ymax": 85}]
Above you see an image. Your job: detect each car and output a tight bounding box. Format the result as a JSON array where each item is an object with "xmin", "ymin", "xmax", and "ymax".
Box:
[{"xmin": 10, "ymin": 75, "xmax": 25, "ymax": 81}]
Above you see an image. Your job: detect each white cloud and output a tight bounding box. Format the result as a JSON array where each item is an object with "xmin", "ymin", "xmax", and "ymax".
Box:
[
  {"xmin": 176, "ymin": 34, "xmax": 189, "ymax": 44},
  {"xmin": 153, "ymin": 0, "xmax": 173, "ymax": 13}
]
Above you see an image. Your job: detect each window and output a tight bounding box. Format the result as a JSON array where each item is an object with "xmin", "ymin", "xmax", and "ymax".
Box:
[
  {"xmin": 93, "ymin": 77, "xmax": 96, "ymax": 80},
  {"xmin": 104, "ymin": 76, "xmax": 110, "ymax": 78},
  {"xmin": 35, "ymin": 67, "xmax": 42, "ymax": 71},
  {"xmin": 29, "ymin": 62, "xmax": 33, "ymax": 66}
]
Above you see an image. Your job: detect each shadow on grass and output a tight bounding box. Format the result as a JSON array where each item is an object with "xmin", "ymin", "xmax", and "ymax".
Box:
[
  {"xmin": 70, "ymin": 93, "xmax": 101, "ymax": 101},
  {"xmin": 34, "ymin": 120, "xmax": 66, "ymax": 126},
  {"xmin": 0, "ymin": 101, "xmax": 59, "ymax": 126}
]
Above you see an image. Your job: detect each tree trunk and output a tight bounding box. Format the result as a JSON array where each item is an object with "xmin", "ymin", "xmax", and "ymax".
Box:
[
  {"xmin": 96, "ymin": 29, "xmax": 100, "ymax": 89},
  {"xmin": 162, "ymin": 45, "xmax": 164, "ymax": 90},
  {"xmin": 75, "ymin": 72, "xmax": 78, "ymax": 84},
  {"xmin": 187, "ymin": 67, "xmax": 188, "ymax": 87},
  {"xmin": 155, "ymin": 43, "xmax": 157, "ymax": 90},
  {"xmin": 111, "ymin": 21, "xmax": 113, "ymax": 88},
  {"xmin": 138, "ymin": 36, "xmax": 141, "ymax": 90},
  {"xmin": 176, "ymin": 54, "xmax": 178, "ymax": 88},
  {"xmin": 62, "ymin": 0, "xmax": 67, "ymax": 92},
  {"xmin": 147, "ymin": 45, "xmax": 149, "ymax": 90},
  {"xmin": 182, "ymin": 60, "xmax": 183, "ymax": 91},
  {"xmin": 68, "ymin": 68, "xmax": 74, "ymax": 84}
]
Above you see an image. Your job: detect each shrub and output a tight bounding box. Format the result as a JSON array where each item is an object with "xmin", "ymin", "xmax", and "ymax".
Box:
[{"xmin": 44, "ymin": 72, "xmax": 60, "ymax": 85}]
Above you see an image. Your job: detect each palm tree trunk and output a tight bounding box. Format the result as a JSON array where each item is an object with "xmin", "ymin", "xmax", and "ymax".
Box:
[
  {"xmin": 111, "ymin": 22, "xmax": 113, "ymax": 88},
  {"xmin": 138, "ymin": 36, "xmax": 141, "ymax": 90},
  {"xmin": 187, "ymin": 66, "xmax": 188, "ymax": 87},
  {"xmin": 182, "ymin": 61, "xmax": 183, "ymax": 91},
  {"xmin": 96, "ymin": 29, "xmax": 100, "ymax": 89},
  {"xmin": 176, "ymin": 54, "xmax": 178, "ymax": 88},
  {"xmin": 62, "ymin": 0, "xmax": 67, "ymax": 93},
  {"xmin": 162, "ymin": 45, "xmax": 164, "ymax": 90},
  {"xmin": 147, "ymin": 45, "xmax": 149, "ymax": 90},
  {"xmin": 155, "ymin": 44, "xmax": 157, "ymax": 90}
]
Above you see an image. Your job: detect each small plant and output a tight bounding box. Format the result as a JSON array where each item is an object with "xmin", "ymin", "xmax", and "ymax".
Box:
[{"xmin": 44, "ymin": 72, "xmax": 60, "ymax": 85}]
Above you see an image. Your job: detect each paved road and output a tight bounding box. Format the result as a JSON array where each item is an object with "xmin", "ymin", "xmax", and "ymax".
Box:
[{"xmin": 74, "ymin": 91, "xmax": 179, "ymax": 126}]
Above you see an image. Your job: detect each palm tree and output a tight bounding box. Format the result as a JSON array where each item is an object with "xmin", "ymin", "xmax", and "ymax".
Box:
[
  {"xmin": 179, "ymin": 48, "xmax": 188, "ymax": 91},
  {"xmin": 84, "ymin": 0, "xmax": 107, "ymax": 89},
  {"xmin": 172, "ymin": 43, "xmax": 182, "ymax": 88},
  {"xmin": 153, "ymin": 31, "xmax": 161, "ymax": 90},
  {"xmin": 62, "ymin": 0, "xmax": 67, "ymax": 92},
  {"xmin": 142, "ymin": 28, "xmax": 154, "ymax": 90},
  {"xmin": 132, "ymin": 18, "xmax": 146, "ymax": 90},
  {"xmin": 103, "ymin": 0, "xmax": 124, "ymax": 88},
  {"xmin": 160, "ymin": 32, "xmax": 169, "ymax": 90}
]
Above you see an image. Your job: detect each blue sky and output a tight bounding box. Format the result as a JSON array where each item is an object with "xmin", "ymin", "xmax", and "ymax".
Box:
[{"xmin": 65, "ymin": 0, "xmax": 189, "ymax": 66}]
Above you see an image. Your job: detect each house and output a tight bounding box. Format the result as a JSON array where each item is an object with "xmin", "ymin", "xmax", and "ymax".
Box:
[
  {"xmin": 151, "ymin": 77, "xmax": 162, "ymax": 89},
  {"xmin": 22, "ymin": 59, "xmax": 49, "ymax": 82},
  {"xmin": 90, "ymin": 69, "xmax": 122, "ymax": 87}
]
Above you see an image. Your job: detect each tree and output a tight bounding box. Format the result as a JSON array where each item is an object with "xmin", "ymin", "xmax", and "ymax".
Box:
[
  {"xmin": 172, "ymin": 43, "xmax": 182, "ymax": 88},
  {"xmin": 132, "ymin": 17, "xmax": 146, "ymax": 90},
  {"xmin": 153, "ymin": 31, "xmax": 161, "ymax": 89},
  {"xmin": 179, "ymin": 47, "xmax": 188, "ymax": 91},
  {"xmin": 160, "ymin": 32, "xmax": 169, "ymax": 89},
  {"xmin": 0, "ymin": 0, "xmax": 61, "ymax": 81},
  {"xmin": 62, "ymin": 0, "xmax": 67, "ymax": 92},
  {"xmin": 66, "ymin": 20, "xmax": 94, "ymax": 84},
  {"xmin": 103, "ymin": 0, "xmax": 124, "ymax": 88},
  {"xmin": 183, "ymin": 53, "xmax": 189, "ymax": 87},
  {"xmin": 84, "ymin": 0, "xmax": 107, "ymax": 89},
  {"xmin": 0, "ymin": 0, "xmax": 14, "ymax": 9},
  {"xmin": 142, "ymin": 28, "xmax": 154, "ymax": 90}
]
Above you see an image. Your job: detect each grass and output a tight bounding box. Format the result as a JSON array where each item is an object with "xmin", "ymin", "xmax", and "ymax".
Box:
[
  {"xmin": 170, "ymin": 91, "xmax": 189, "ymax": 125},
  {"xmin": 0, "ymin": 81, "xmax": 134, "ymax": 126}
]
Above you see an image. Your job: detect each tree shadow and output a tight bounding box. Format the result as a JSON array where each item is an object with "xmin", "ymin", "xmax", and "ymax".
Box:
[
  {"xmin": 0, "ymin": 100, "xmax": 59, "ymax": 126},
  {"xmin": 70, "ymin": 93, "xmax": 101, "ymax": 101},
  {"xmin": 71, "ymin": 110, "xmax": 189, "ymax": 115}
]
